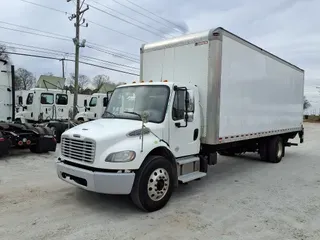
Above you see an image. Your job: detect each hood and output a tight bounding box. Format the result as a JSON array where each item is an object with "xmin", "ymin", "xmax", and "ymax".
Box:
[{"xmin": 63, "ymin": 118, "xmax": 162, "ymax": 141}]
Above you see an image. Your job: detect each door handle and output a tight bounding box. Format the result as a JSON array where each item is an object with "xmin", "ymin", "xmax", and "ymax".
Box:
[
  {"xmin": 193, "ymin": 129, "xmax": 199, "ymax": 141},
  {"xmin": 45, "ymin": 108, "xmax": 48, "ymax": 114}
]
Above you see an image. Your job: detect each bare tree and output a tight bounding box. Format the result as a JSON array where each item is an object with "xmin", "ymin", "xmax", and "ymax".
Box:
[
  {"xmin": 15, "ymin": 68, "xmax": 36, "ymax": 90},
  {"xmin": 93, "ymin": 74, "xmax": 110, "ymax": 91},
  {"xmin": 0, "ymin": 44, "xmax": 9, "ymax": 61},
  {"xmin": 68, "ymin": 73, "xmax": 90, "ymax": 91}
]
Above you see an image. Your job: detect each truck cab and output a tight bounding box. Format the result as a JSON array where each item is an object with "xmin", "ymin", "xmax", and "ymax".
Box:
[
  {"xmin": 15, "ymin": 88, "xmax": 71, "ymax": 123},
  {"xmin": 75, "ymin": 92, "xmax": 113, "ymax": 122},
  {"xmin": 57, "ymin": 81, "xmax": 201, "ymax": 212}
]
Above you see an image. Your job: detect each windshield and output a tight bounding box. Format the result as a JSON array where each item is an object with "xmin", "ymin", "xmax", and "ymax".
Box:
[{"xmin": 103, "ymin": 85, "xmax": 170, "ymax": 123}]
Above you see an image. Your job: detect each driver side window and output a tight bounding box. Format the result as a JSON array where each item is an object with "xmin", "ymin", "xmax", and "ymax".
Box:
[
  {"xmin": 172, "ymin": 91, "xmax": 186, "ymax": 121},
  {"xmin": 89, "ymin": 97, "xmax": 97, "ymax": 107}
]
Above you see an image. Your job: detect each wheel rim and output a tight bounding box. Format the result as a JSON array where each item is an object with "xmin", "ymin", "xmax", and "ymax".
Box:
[
  {"xmin": 147, "ymin": 168, "xmax": 170, "ymax": 201},
  {"xmin": 277, "ymin": 140, "xmax": 283, "ymax": 159}
]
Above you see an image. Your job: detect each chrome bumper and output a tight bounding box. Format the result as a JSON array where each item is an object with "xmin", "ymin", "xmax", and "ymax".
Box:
[{"xmin": 56, "ymin": 161, "xmax": 135, "ymax": 194}]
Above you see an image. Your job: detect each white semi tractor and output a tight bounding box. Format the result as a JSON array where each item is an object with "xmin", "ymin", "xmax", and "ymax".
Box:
[
  {"xmin": 56, "ymin": 27, "xmax": 305, "ymax": 212},
  {"xmin": 75, "ymin": 92, "xmax": 113, "ymax": 122},
  {"xmin": 15, "ymin": 86, "xmax": 91, "ymax": 142}
]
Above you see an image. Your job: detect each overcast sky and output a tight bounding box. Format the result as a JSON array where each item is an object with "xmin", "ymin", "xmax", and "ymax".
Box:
[{"xmin": 1, "ymin": 0, "xmax": 320, "ymax": 112}]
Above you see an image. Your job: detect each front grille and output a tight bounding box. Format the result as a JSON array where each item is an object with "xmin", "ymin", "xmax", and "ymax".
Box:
[{"xmin": 61, "ymin": 137, "xmax": 95, "ymax": 163}]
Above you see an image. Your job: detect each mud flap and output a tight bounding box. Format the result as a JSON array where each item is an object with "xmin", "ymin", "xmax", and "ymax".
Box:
[
  {"xmin": 39, "ymin": 136, "xmax": 57, "ymax": 152},
  {"xmin": 299, "ymin": 127, "xmax": 304, "ymax": 144}
]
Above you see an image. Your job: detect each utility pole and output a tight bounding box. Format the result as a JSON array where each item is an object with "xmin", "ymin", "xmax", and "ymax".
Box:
[
  {"xmin": 60, "ymin": 58, "xmax": 65, "ymax": 79},
  {"xmin": 67, "ymin": 0, "xmax": 89, "ymax": 119}
]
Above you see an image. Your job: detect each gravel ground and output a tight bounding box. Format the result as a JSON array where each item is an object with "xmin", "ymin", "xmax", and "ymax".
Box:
[{"xmin": 1, "ymin": 122, "xmax": 320, "ymax": 240}]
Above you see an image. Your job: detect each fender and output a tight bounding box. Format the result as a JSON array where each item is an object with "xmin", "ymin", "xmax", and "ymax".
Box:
[
  {"xmin": 75, "ymin": 112, "xmax": 89, "ymax": 122},
  {"xmin": 97, "ymin": 133, "xmax": 173, "ymax": 170}
]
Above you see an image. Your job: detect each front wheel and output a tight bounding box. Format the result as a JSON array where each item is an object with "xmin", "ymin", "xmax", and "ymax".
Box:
[{"xmin": 130, "ymin": 155, "xmax": 174, "ymax": 212}]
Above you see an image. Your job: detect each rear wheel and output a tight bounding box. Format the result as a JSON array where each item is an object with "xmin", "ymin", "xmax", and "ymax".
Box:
[
  {"xmin": 130, "ymin": 155, "xmax": 174, "ymax": 212},
  {"xmin": 47, "ymin": 124, "xmax": 64, "ymax": 143},
  {"xmin": 268, "ymin": 136, "xmax": 284, "ymax": 163},
  {"xmin": 260, "ymin": 136, "xmax": 284, "ymax": 163}
]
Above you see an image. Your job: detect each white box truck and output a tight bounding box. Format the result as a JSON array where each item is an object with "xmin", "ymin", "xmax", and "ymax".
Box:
[{"xmin": 56, "ymin": 27, "xmax": 304, "ymax": 212}]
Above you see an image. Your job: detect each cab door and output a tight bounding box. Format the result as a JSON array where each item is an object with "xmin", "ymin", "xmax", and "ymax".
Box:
[
  {"xmin": 55, "ymin": 93, "xmax": 69, "ymax": 120},
  {"xmin": 40, "ymin": 92, "xmax": 54, "ymax": 121},
  {"xmin": 86, "ymin": 96, "xmax": 98, "ymax": 120},
  {"xmin": 169, "ymin": 86, "xmax": 201, "ymax": 157}
]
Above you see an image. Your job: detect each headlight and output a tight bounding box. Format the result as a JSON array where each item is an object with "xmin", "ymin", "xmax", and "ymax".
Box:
[{"xmin": 105, "ymin": 150, "xmax": 136, "ymax": 162}]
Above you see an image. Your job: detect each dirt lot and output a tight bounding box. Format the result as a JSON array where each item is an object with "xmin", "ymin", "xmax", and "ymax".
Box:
[{"xmin": 1, "ymin": 123, "xmax": 320, "ymax": 240}]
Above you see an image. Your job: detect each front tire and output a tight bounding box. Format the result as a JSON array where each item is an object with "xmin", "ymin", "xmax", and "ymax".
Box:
[{"xmin": 130, "ymin": 155, "xmax": 174, "ymax": 212}]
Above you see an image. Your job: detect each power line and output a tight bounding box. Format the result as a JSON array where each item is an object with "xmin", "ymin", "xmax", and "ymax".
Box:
[
  {"xmin": 86, "ymin": 41, "xmax": 139, "ymax": 57},
  {"xmin": 0, "ymin": 19, "xmax": 139, "ymax": 57},
  {"xmin": 77, "ymin": 60, "xmax": 138, "ymax": 76},
  {"xmin": 2, "ymin": 41, "xmax": 138, "ymax": 70},
  {"xmin": 0, "ymin": 23, "xmax": 139, "ymax": 62},
  {"xmin": 0, "ymin": 40, "xmax": 70, "ymax": 55},
  {"xmin": 88, "ymin": 20, "xmax": 146, "ymax": 43},
  {"xmin": 123, "ymin": 0, "xmax": 187, "ymax": 32},
  {"xmin": 0, "ymin": 20, "xmax": 71, "ymax": 40},
  {"xmin": 88, "ymin": 3, "xmax": 166, "ymax": 38},
  {"xmin": 0, "ymin": 25, "xmax": 71, "ymax": 42},
  {"xmin": 110, "ymin": 0, "xmax": 183, "ymax": 33},
  {"xmin": 5, "ymin": 46, "xmax": 66, "ymax": 58},
  {"xmin": 86, "ymin": 45, "xmax": 139, "ymax": 63},
  {"xmin": 80, "ymin": 55, "xmax": 139, "ymax": 70},
  {"xmin": 18, "ymin": 0, "xmax": 147, "ymax": 44},
  {"xmin": 4, "ymin": 51, "xmax": 139, "ymax": 76},
  {"xmin": 88, "ymin": 0, "xmax": 174, "ymax": 37},
  {"xmin": 19, "ymin": 0, "xmax": 70, "ymax": 14},
  {"xmin": 110, "ymin": 0, "xmax": 176, "ymax": 32}
]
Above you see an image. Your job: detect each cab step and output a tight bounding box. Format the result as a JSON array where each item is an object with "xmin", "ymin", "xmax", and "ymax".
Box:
[
  {"xmin": 176, "ymin": 156, "xmax": 199, "ymax": 165},
  {"xmin": 178, "ymin": 171, "xmax": 207, "ymax": 183}
]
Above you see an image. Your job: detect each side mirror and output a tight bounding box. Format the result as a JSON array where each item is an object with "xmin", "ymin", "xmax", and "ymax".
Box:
[
  {"xmin": 103, "ymin": 98, "xmax": 109, "ymax": 107},
  {"xmin": 84, "ymin": 99, "xmax": 87, "ymax": 107},
  {"xmin": 18, "ymin": 96, "xmax": 23, "ymax": 105}
]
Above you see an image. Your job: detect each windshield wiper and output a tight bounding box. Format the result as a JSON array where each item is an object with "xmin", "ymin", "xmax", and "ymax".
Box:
[
  {"xmin": 124, "ymin": 111, "xmax": 141, "ymax": 119},
  {"xmin": 103, "ymin": 111, "xmax": 117, "ymax": 118}
]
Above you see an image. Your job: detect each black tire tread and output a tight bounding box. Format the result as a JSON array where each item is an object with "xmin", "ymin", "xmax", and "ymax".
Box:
[
  {"xmin": 267, "ymin": 136, "xmax": 283, "ymax": 163},
  {"xmin": 130, "ymin": 155, "xmax": 174, "ymax": 212}
]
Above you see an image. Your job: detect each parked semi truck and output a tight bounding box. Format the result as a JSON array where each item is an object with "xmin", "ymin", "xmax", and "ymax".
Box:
[
  {"xmin": 56, "ymin": 27, "xmax": 304, "ymax": 212},
  {"xmin": 0, "ymin": 60, "xmax": 56, "ymax": 156},
  {"xmin": 75, "ymin": 92, "xmax": 113, "ymax": 122},
  {"xmin": 14, "ymin": 83, "xmax": 91, "ymax": 140}
]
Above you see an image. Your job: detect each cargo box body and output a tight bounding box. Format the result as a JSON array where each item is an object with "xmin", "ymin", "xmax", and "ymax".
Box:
[
  {"xmin": 0, "ymin": 60, "xmax": 13, "ymax": 122},
  {"xmin": 141, "ymin": 27, "xmax": 304, "ymax": 145}
]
